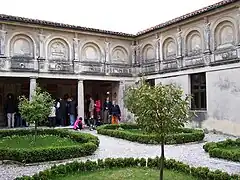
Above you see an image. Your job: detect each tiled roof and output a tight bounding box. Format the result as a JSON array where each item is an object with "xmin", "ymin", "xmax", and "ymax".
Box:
[
  {"xmin": 0, "ymin": 0, "xmax": 237, "ymax": 38},
  {"xmin": 0, "ymin": 14, "xmax": 135, "ymax": 37},
  {"xmin": 136, "ymin": 0, "xmax": 238, "ymax": 36}
]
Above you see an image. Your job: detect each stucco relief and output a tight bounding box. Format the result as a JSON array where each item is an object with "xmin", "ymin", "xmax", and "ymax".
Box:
[
  {"xmin": 81, "ymin": 43, "xmax": 101, "ymax": 61},
  {"xmin": 214, "ymin": 76, "xmax": 240, "ymax": 94},
  {"xmin": 10, "ymin": 34, "xmax": 34, "ymax": 57},
  {"xmin": 186, "ymin": 30, "xmax": 202, "ymax": 55},
  {"xmin": 214, "ymin": 21, "xmax": 235, "ymax": 49},
  {"xmin": 142, "ymin": 44, "xmax": 154, "ymax": 63},
  {"xmin": 48, "ymin": 39, "xmax": 68, "ymax": 60},
  {"xmin": 163, "ymin": 37, "xmax": 176, "ymax": 59},
  {"xmin": 112, "ymin": 46, "xmax": 127, "ymax": 63}
]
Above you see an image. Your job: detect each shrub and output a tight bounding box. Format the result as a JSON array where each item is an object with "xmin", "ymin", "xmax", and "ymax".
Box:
[
  {"xmin": 97, "ymin": 124, "xmax": 204, "ymax": 144},
  {"xmin": 0, "ymin": 128, "xmax": 99, "ymax": 163},
  {"xmin": 15, "ymin": 157, "xmax": 240, "ymax": 180},
  {"xmin": 203, "ymin": 138, "xmax": 240, "ymax": 162}
]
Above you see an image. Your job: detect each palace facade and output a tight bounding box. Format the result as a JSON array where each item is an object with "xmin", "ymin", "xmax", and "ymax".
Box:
[{"xmin": 0, "ymin": 0, "xmax": 239, "ymax": 135}]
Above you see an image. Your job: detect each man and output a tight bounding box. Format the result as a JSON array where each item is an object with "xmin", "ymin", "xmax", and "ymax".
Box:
[
  {"xmin": 110, "ymin": 100, "xmax": 121, "ymax": 125},
  {"xmin": 88, "ymin": 96, "xmax": 95, "ymax": 130},
  {"xmin": 4, "ymin": 94, "xmax": 16, "ymax": 128},
  {"xmin": 59, "ymin": 98, "xmax": 67, "ymax": 126},
  {"xmin": 68, "ymin": 97, "xmax": 76, "ymax": 126}
]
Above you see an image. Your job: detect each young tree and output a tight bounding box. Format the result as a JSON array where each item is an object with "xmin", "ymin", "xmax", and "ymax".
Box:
[
  {"xmin": 18, "ymin": 85, "xmax": 54, "ymax": 141},
  {"xmin": 124, "ymin": 79, "xmax": 191, "ymax": 180}
]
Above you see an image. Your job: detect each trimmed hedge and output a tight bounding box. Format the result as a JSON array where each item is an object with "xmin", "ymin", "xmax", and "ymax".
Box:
[
  {"xmin": 97, "ymin": 124, "xmax": 205, "ymax": 144},
  {"xmin": 203, "ymin": 138, "xmax": 240, "ymax": 162},
  {"xmin": 0, "ymin": 128, "xmax": 99, "ymax": 163},
  {"xmin": 15, "ymin": 157, "xmax": 240, "ymax": 180}
]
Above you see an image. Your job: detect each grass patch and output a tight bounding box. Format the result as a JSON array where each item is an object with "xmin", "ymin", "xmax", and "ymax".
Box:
[
  {"xmin": 0, "ymin": 135, "xmax": 78, "ymax": 149},
  {"xmin": 53, "ymin": 167, "xmax": 197, "ymax": 180}
]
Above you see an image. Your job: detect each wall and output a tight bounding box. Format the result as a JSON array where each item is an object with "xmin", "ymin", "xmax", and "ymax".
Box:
[{"xmin": 206, "ymin": 67, "xmax": 240, "ymax": 136}]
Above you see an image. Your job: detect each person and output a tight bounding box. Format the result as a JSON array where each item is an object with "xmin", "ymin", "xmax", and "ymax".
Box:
[
  {"xmin": 59, "ymin": 98, "xmax": 67, "ymax": 126},
  {"xmin": 95, "ymin": 95, "xmax": 101, "ymax": 121},
  {"xmin": 103, "ymin": 97, "xmax": 112, "ymax": 124},
  {"xmin": 4, "ymin": 93, "xmax": 16, "ymax": 128},
  {"xmin": 48, "ymin": 104, "xmax": 56, "ymax": 128},
  {"xmin": 88, "ymin": 96, "xmax": 95, "ymax": 130},
  {"xmin": 110, "ymin": 100, "xmax": 121, "ymax": 125},
  {"xmin": 73, "ymin": 117, "xmax": 83, "ymax": 131},
  {"xmin": 55, "ymin": 98, "xmax": 61, "ymax": 126},
  {"xmin": 68, "ymin": 97, "xmax": 76, "ymax": 126}
]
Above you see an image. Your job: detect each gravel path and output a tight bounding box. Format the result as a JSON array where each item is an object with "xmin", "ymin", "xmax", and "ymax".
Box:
[{"xmin": 0, "ymin": 130, "xmax": 239, "ymax": 180}]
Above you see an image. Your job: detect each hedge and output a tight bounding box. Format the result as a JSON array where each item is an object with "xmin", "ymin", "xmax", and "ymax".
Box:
[
  {"xmin": 0, "ymin": 128, "xmax": 99, "ymax": 163},
  {"xmin": 15, "ymin": 157, "xmax": 240, "ymax": 180},
  {"xmin": 97, "ymin": 124, "xmax": 205, "ymax": 144},
  {"xmin": 203, "ymin": 138, "xmax": 240, "ymax": 162}
]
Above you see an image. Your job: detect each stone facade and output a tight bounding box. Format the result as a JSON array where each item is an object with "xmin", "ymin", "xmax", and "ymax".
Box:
[{"xmin": 0, "ymin": 0, "xmax": 239, "ymax": 135}]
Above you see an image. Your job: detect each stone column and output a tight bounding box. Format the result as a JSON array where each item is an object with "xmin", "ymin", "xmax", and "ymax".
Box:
[
  {"xmin": 118, "ymin": 81, "xmax": 125, "ymax": 121},
  {"xmin": 77, "ymin": 79, "xmax": 84, "ymax": 124},
  {"xmin": 29, "ymin": 77, "xmax": 37, "ymax": 100},
  {"xmin": 204, "ymin": 17, "xmax": 211, "ymax": 53}
]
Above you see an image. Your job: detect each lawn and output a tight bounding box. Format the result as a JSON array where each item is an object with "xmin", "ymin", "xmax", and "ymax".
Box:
[
  {"xmin": 54, "ymin": 167, "xmax": 197, "ymax": 180},
  {"xmin": 0, "ymin": 134, "xmax": 78, "ymax": 149}
]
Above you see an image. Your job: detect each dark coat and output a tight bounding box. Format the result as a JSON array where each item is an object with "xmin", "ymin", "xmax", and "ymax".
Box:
[
  {"xmin": 4, "ymin": 98, "xmax": 16, "ymax": 113},
  {"xmin": 68, "ymin": 100, "xmax": 76, "ymax": 115},
  {"xmin": 59, "ymin": 99, "xmax": 67, "ymax": 117},
  {"xmin": 110, "ymin": 104, "xmax": 121, "ymax": 116},
  {"xmin": 103, "ymin": 101, "xmax": 112, "ymax": 111}
]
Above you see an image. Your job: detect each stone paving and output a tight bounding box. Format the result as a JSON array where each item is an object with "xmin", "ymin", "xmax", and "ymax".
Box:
[{"xmin": 0, "ymin": 130, "xmax": 239, "ymax": 180}]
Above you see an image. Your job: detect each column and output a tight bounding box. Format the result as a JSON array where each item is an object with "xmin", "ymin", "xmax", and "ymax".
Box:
[
  {"xmin": 29, "ymin": 77, "xmax": 37, "ymax": 100},
  {"xmin": 77, "ymin": 79, "xmax": 84, "ymax": 124},
  {"xmin": 203, "ymin": 17, "xmax": 211, "ymax": 53},
  {"xmin": 118, "ymin": 81, "xmax": 125, "ymax": 121}
]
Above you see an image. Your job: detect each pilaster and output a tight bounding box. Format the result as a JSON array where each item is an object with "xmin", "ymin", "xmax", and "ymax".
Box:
[
  {"xmin": 105, "ymin": 38, "xmax": 110, "ymax": 63},
  {"xmin": 0, "ymin": 24, "xmax": 7, "ymax": 57},
  {"xmin": 204, "ymin": 17, "xmax": 211, "ymax": 53}
]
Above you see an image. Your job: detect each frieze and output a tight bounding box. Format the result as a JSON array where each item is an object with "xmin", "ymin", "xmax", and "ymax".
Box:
[
  {"xmin": 106, "ymin": 65, "xmax": 132, "ymax": 75},
  {"xmin": 10, "ymin": 59, "xmax": 35, "ymax": 70},
  {"xmin": 214, "ymin": 49, "xmax": 237, "ymax": 61},
  {"xmin": 0, "ymin": 58, "xmax": 5, "ymax": 69},
  {"xmin": 48, "ymin": 61, "xmax": 73, "ymax": 72},
  {"xmin": 184, "ymin": 56, "xmax": 204, "ymax": 67},
  {"xmin": 79, "ymin": 63, "xmax": 104, "ymax": 74},
  {"xmin": 162, "ymin": 60, "xmax": 178, "ymax": 70}
]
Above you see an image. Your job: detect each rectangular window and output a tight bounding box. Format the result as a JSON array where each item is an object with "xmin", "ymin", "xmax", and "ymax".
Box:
[{"xmin": 190, "ymin": 73, "xmax": 206, "ymax": 110}]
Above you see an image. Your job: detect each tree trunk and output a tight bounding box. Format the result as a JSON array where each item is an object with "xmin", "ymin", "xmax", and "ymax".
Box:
[
  {"xmin": 159, "ymin": 136, "xmax": 165, "ymax": 180},
  {"xmin": 34, "ymin": 121, "xmax": 37, "ymax": 142}
]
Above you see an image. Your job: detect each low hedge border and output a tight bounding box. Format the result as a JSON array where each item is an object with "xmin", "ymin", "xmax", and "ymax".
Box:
[
  {"xmin": 0, "ymin": 128, "xmax": 99, "ymax": 163},
  {"xmin": 15, "ymin": 157, "xmax": 240, "ymax": 180},
  {"xmin": 203, "ymin": 138, "xmax": 240, "ymax": 162},
  {"xmin": 97, "ymin": 124, "xmax": 205, "ymax": 144}
]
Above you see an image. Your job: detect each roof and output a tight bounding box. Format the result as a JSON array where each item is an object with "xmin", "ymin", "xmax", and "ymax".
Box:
[
  {"xmin": 136, "ymin": 0, "xmax": 238, "ymax": 36},
  {"xmin": 0, "ymin": 0, "xmax": 237, "ymax": 38}
]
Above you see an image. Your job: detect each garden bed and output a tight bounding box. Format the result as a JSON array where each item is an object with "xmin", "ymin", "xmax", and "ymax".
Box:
[
  {"xmin": 203, "ymin": 138, "xmax": 240, "ymax": 162},
  {"xmin": 97, "ymin": 124, "xmax": 205, "ymax": 144},
  {"xmin": 15, "ymin": 157, "xmax": 240, "ymax": 180},
  {"xmin": 0, "ymin": 128, "xmax": 99, "ymax": 163}
]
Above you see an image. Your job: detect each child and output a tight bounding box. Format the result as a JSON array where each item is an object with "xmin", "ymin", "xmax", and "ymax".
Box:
[{"xmin": 73, "ymin": 117, "xmax": 83, "ymax": 131}]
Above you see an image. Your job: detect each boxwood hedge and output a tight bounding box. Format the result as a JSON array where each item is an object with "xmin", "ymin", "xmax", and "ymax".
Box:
[
  {"xmin": 15, "ymin": 157, "xmax": 239, "ymax": 180},
  {"xmin": 97, "ymin": 124, "xmax": 205, "ymax": 144},
  {"xmin": 0, "ymin": 128, "xmax": 99, "ymax": 163},
  {"xmin": 203, "ymin": 138, "xmax": 240, "ymax": 162}
]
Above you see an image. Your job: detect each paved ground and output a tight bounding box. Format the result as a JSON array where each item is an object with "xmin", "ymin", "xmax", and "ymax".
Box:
[{"xmin": 0, "ymin": 130, "xmax": 239, "ymax": 180}]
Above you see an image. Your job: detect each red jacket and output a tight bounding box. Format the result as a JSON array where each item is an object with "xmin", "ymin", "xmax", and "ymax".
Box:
[{"xmin": 95, "ymin": 100, "xmax": 101, "ymax": 112}]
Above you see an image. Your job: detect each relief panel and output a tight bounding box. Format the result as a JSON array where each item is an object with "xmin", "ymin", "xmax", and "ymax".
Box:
[
  {"xmin": 48, "ymin": 39, "xmax": 68, "ymax": 60},
  {"xmin": 142, "ymin": 44, "xmax": 154, "ymax": 63},
  {"xmin": 163, "ymin": 38, "xmax": 176, "ymax": 60},
  {"xmin": 81, "ymin": 43, "xmax": 101, "ymax": 62},
  {"xmin": 111, "ymin": 46, "xmax": 128, "ymax": 64}
]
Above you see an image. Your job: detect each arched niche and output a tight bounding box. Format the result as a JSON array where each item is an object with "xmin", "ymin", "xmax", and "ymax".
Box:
[
  {"xmin": 142, "ymin": 44, "xmax": 155, "ymax": 63},
  {"xmin": 111, "ymin": 46, "xmax": 128, "ymax": 64},
  {"xmin": 10, "ymin": 34, "xmax": 34, "ymax": 58},
  {"xmin": 47, "ymin": 38, "xmax": 69, "ymax": 61},
  {"xmin": 81, "ymin": 42, "xmax": 101, "ymax": 62},
  {"xmin": 186, "ymin": 30, "xmax": 202, "ymax": 56},
  {"xmin": 162, "ymin": 37, "xmax": 176, "ymax": 60},
  {"xmin": 214, "ymin": 20, "xmax": 235, "ymax": 49}
]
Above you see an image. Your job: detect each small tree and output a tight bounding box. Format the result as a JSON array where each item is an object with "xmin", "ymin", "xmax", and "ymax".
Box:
[
  {"xmin": 124, "ymin": 79, "xmax": 191, "ymax": 180},
  {"xmin": 18, "ymin": 85, "xmax": 54, "ymax": 141}
]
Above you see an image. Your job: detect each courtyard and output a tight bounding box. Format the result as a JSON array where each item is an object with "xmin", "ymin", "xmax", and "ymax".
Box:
[{"xmin": 0, "ymin": 129, "xmax": 239, "ymax": 180}]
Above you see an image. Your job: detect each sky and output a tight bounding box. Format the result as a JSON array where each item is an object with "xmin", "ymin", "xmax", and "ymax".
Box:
[{"xmin": 0, "ymin": 0, "xmax": 221, "ymax": 34}]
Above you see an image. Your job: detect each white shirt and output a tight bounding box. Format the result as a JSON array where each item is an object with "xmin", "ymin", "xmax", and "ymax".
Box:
[{"xmin": 49, "ymin": 106, "xmax": 56, "ymax": 117}]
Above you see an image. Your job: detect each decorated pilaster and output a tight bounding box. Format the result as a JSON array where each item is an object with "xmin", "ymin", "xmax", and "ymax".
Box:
[
  {"xmin": 176, "ymin": 27, "xmax": 183, "ymax": 68},
  {"xmin": 38, "ymin": 29, "xmax": 45, "ymax": 59},
  {"xmin": 204, "ymin": 17, "xmax": 211, "ymax": 53},
  {"xmin": 29, "ymin": 77, "xmax": 37, "ymax": 101},
  {"xmin": 0, "ymin": 24, "xmax": 6, "ymax": 57},
  {"xmin": 237, "ymin": 7, "xmax": 240, "ymax": 59},
  {"xmin": 73, "ymin": 33, "xmax": 79, "ymax": 61},
  {"xmin": 105, "ymin": 38, "xmax": 110, "ymax": 63},
  {"xmin": 154, "ymin": 34, "xmax": 161, "ymax": 71},
  {"xmin": 131, "ymin": 41, "xmax": 136, "ymax": 65},
  {"xmin": 77, "ymin": 79, "xmax": 84, "ymax": 124}
]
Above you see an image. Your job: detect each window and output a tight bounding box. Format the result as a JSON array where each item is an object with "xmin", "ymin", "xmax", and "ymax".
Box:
[
  {"xmin": 146, "ymin": 79, "xmax": 155, "ymax": 87},
  {"xmin": 190, "ymin": 73, "xmax": 206, "ymax": 110}
]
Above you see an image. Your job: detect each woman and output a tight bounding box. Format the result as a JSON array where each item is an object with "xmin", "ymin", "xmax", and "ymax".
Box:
[{"xmin": 103, "ymin": 97, "xmax": 112, "ymax": 124}]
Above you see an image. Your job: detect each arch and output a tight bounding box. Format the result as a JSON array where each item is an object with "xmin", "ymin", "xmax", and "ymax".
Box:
[
  {"xmin": 142, "ymin": 44, "xmax": 155, "ymax": 62},
  {"xmin": 81, "ymin": 42, "xmax": 101, "ymax": 62},
  {"xmin": 9, "ymin": 33, "xmax": 35, "ymax": 58},
  {"xmin": 111, "ymin": 46, "xmax": 128, "ymax": 63},
  {"xmin": 46, "ymin": 37, "xmax": 70, "ymax": 61},
  {"xmin": 212, "ymin": 17, "xmax": 237, "ymax": 50},
  {"xmin": 162, "ymin": 37, "xmax": 177, "ymax": 59},
  {"xmin": 185, "ymin": 30, "xmax": 203, "ymax": 56}
]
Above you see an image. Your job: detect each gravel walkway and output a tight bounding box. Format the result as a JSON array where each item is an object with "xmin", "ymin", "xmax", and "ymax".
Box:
[{"xmin": 0, "ymin": 130, "xmax": 239, "ymax": 180}]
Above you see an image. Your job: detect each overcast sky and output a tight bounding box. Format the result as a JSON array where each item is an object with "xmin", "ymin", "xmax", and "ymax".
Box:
[{"xmin": 0, "ymin": 0, "xmax": 220, "ymax": 34}]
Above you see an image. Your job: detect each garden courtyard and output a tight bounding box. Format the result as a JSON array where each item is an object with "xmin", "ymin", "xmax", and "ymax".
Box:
[{"xmin": 0, "ymin": 128, "xmax": 239, "ymax": 180}]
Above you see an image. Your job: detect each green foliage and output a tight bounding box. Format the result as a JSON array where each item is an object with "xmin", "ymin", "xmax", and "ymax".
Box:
[
  {"xmin": 124, "ymin": 79, "xmax": 191, "ymax": 136},
  {"xmin": 15, "ymin": 157, "xmax": 240, "ymax": 180},
  {"xmin": 97, "ymin": 124, "xmax": 204, "ymax": 144},
  {"xmin": 203, "ymin": 138, "xmax": 240, "ymax": 162},
  {"xmin": 18, "ymin": 85, "xmax": 54, "ymax": 125},
  {"xmin": 0, "ymin": 128, "xmax": 99, "ymax": 163}
]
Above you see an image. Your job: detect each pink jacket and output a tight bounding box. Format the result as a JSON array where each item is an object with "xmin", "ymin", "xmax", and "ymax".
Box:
[
  {"xmin": 95, "ymin": 100, "xmax": 101, "ymax": 112},
  {"xmin": 73, "ymin": 119, "xmax": 83, "ymax": 130}
]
